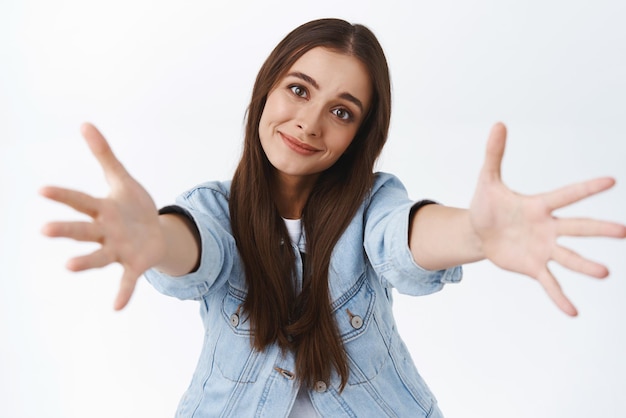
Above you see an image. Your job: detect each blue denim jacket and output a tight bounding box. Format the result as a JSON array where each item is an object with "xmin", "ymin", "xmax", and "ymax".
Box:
[{"xmin": 145, "ymin": 172, "xmax": 462, "ymax": 417}]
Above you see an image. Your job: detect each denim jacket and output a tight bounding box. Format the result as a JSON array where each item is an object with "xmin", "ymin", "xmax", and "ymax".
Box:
[{"xmin": 145, "ymin": 172, "xmax": 462, "ymax": 417}]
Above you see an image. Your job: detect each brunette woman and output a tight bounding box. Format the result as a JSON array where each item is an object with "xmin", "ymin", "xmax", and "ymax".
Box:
[{"xmin": 40, "ymin": 18, "xmax": 626, "ymax": 417}]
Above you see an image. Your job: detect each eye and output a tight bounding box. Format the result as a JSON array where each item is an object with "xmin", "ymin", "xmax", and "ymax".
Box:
[
  {"xmin": 332, "ymin": 108, "xmax": 353, "ymax": 121},
  {"xmin": 289, "ymin": 85, "xmax": 307, "ymax": 98}
]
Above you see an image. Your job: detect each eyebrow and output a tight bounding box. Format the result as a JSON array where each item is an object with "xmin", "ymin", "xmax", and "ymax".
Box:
[{"xmin": 286, "ymin": 71, "xmax": 364, "ymax": 113}]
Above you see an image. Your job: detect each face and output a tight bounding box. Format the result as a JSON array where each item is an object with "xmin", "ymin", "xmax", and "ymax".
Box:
[{"xmin": 259, "ymin": 47, "xmax": 372, "ymax": 183}]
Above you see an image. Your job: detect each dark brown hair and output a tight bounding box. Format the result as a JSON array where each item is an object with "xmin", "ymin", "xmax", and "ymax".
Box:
[{"xmin": 229, "ymin": 18, "xmax": 391, "ymax": 391}]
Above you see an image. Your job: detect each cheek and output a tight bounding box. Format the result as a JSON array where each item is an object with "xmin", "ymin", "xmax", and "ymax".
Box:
[
  {"xmin": 258, "ymin": 107, "xmax": 274, "ymax": 144},
  {"xmin": 334, "ymin": 130, "xmax": 358, "ymax": 154},
  {"xmin": 261, "ymin": 92, "xmax": 290, "ymax": 126}
]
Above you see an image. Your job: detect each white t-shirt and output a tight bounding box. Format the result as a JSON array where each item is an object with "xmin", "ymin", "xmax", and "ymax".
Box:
[{"xmin": 283, "ymin": 218, "xmax": 320, "ymax": 418}]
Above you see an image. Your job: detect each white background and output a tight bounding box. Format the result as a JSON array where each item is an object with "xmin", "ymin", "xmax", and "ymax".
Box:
[{"xmin": 1, "ymin": 1, "xmax": 625, "ymax": 417}]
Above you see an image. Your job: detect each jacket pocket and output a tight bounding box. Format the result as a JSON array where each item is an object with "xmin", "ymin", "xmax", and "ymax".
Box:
[
  {"xmin": 333, "ymin": 274, "xmax": 389, "ymax": 384},
  {"xmin": 214, "ymin": 284, "xmax": 263, "ymax": 383}
]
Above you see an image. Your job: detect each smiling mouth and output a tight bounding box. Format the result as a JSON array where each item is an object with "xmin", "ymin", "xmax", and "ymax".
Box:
[{"xmin": 279, "ymin": 132, "xmax": 320, "ymax": 155}]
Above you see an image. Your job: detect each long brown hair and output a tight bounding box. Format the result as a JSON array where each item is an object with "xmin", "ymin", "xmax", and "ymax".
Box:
[{"xmin": 229, "ymin": 18, "xmax": 391, "ymax": 391}]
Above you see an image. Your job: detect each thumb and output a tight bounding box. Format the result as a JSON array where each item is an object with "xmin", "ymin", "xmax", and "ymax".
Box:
[
  {"xmin": 480, "ymin": 122, "xmax": 507, "ymax": 182},
  {"xmin": 113, "ymin": 268, "xmax": 140, "ymax": 311}
]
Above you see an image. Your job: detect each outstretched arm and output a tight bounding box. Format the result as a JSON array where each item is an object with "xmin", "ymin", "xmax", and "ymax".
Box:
[
  {"xmin": 409, "ymin": 122, "xmax": 626, "ymax": 316},
  {"xmin": 40, "ymin": 123, "xmax": 200, "ymax": 310}
]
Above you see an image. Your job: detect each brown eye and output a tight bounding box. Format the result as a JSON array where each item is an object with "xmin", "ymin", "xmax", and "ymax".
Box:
[
  {"xmin": 332, "ymin": 108, "xmax": 352, "ymax": 121},
  {"xmin": 289, "ymin": 85, "xmax": 307, "ymax": 98}
]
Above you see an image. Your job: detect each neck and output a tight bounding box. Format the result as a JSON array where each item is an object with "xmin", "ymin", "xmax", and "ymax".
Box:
[{"xmin": 272, "ymin": 171, "xmax": 318, "ymax": 219}]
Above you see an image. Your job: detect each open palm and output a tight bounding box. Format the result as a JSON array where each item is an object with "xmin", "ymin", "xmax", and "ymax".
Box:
[
  {"xmin": 40, "ymin": 123, "xmax": 166, "ymax": 310},
  {"xmin": 470, "ymin": 123, "xmax": 626, "ymax": 316}
]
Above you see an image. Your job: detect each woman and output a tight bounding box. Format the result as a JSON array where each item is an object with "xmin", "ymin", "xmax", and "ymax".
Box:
[{"xmin": 40, "ymin": 18, "xmax": 626, "ymax": 417}]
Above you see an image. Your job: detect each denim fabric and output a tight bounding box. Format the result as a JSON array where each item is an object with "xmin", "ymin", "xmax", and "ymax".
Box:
[{"xmin": 145, "ymin": 172, "xmax": 462, "ymax": 417}]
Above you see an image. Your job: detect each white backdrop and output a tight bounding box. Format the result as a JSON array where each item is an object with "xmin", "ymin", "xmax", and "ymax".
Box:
[{"xmin": 1, "ymin": 1, "xmax": 625, "ymax": 417}]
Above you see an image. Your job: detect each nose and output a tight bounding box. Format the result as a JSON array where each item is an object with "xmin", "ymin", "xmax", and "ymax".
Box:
[{"xmin": 296, "ymin": 104, "xmax": 323, "ymax": 138}]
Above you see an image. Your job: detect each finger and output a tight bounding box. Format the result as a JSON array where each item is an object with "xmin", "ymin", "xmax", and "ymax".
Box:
[
  {"xmin": 66, "ymin": 248, "xmax": 114, "ymax": 272},
  {"xmin": 557, "ymin": 218, "xmax": 626, "ymax": 238},
  {"xmin": 113, "ymin": 268, "xmax": 140, "ymax": 311},
  {"xmin": 41, "ymin": 221, "xmax": 103, "ymax": 242},
  {"xmin": 551, "ymin": 245, "xmax": 609, "ymax": 278},
  {"xmin": 39, "ymin": 186, "xmax": 99, "ymax": 217},
  {"xmin": 480, "ymin": 122, "xmax": 507, "ymax": 181},
  {"xmin": 541, "ymin": 177, "xmax": 616, "ymax": 211},
  {"xmin": 536, "ymin": 268, "xmax": 578, "ymax": 317},
  {"xmin": 81, "ymin": 122, "xmax": 131, "ymax": 185}
]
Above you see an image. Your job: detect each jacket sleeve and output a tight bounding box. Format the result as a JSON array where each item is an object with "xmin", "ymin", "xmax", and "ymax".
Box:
[
  {"xmin": 143, "ymin": 183, "xmax": 238, "ymax": 300},
  {"xmin": 363, "ymin": 173, "xmax": 462, "ymax": 296}
]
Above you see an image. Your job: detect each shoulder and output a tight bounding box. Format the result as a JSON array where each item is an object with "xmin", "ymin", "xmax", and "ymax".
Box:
[
  {"xmin": 175, "ymin": 180, "xmax": 232, "ymax": 219},
  {"xmin": 359, "ymin": 172, "xmax": 413, "ymax": 220},
  {"xmin": 180, "ymin": 180, "xmax": 231, "ymax": 199},
  {"xmin": 368, "ymin": 172, "xmax": 409, "ymax": 201}
]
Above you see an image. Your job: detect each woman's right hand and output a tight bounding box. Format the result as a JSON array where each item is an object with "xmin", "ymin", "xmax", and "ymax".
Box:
[{"xmin": 40, "ymin": 123, "xmax": 167, "ymax": 310}]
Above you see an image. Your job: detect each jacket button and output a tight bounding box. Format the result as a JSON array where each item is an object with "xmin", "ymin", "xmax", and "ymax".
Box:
[
  {"xmin": 230, "ymin": 313, "xmax": 240, "ymax": 327},
  {"xmin": 314, "ymin": 381, "xmax": 327, "ymax": 393},
  {"xmin": 350, "ymin": 315, "xmax": 363, "ymax": 329},
  {"xmin": 275, "ymin": 367, "xmax": 295, "ymax": 380}
]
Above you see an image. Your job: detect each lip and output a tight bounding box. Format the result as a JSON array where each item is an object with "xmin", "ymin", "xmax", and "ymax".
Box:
[{"xmin": 279, "ymin": 132, "xmax": 321, "ymax": 155}]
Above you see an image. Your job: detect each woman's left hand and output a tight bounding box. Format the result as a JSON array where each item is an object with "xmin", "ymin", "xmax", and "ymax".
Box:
[{"xmin": 469, "ymin": 123, "xmax": 626, "ymax": 316}]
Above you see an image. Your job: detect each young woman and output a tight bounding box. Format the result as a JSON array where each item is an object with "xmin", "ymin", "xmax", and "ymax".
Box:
[{"xmin": 40, "ymin": 18, "xmax": 626, "ymax": 417}]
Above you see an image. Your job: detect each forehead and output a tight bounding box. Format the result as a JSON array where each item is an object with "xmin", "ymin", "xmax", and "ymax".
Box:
[{"xmin": 285, "ymin": 47, "xmax": 372, "ymax": 108}]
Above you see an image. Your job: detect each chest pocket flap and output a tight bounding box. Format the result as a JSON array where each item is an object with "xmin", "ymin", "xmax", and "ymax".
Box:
[
  {"xmin": 214, "ymin": 284, "xmax": 264, "ymax": 383},
  {"xmin": 332, "ymin": 275, "xmax": 389, "ymax": 384}
]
